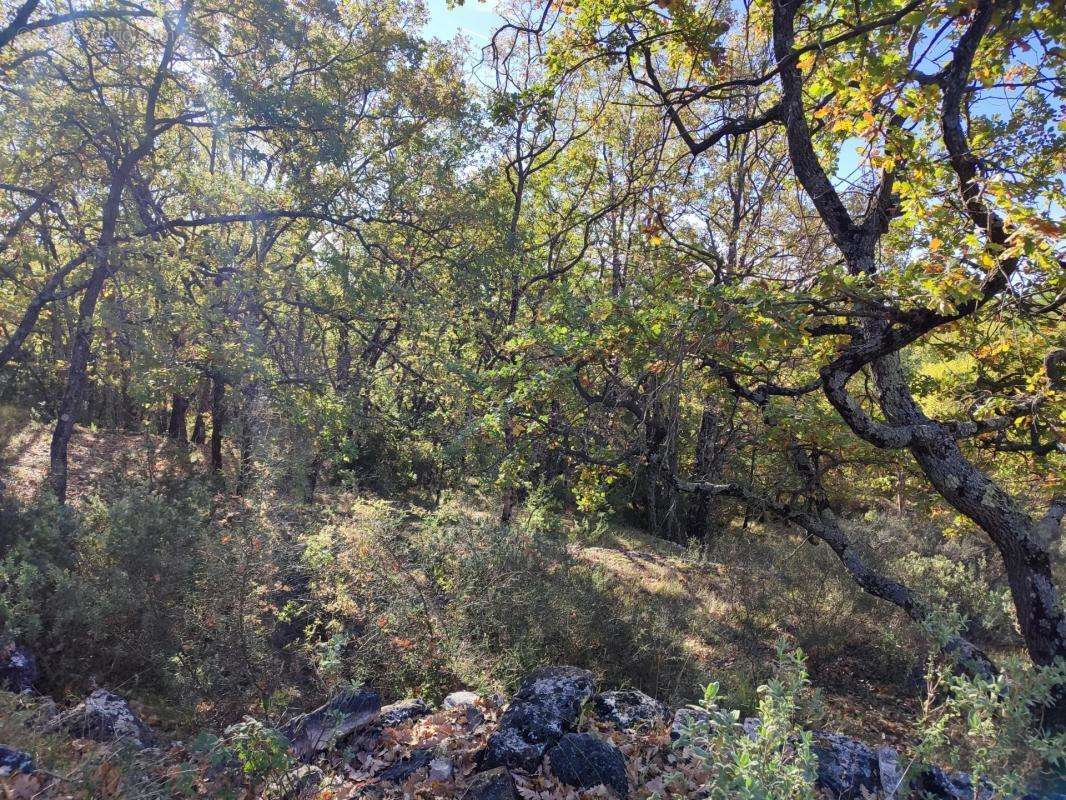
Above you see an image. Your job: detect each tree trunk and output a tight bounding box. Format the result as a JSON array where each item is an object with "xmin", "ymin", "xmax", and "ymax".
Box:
[
  {"xmin": 167, "ymin": 393, "xmax": 189, "ymax": 443},
  {"xmin": 235, "ymin": 383, "xmax": 258, "ymax": 495},
  {"xmin": 47, "ymin": 177, "xmax": 126, "ymax": 502},
  {"xmin": 874, "ymin": 352, "xmax": 1066, "ymax": 728},
  {"xmin": 210, "ymin": 375, "xmax": 225, "ymax": 474},
  {"xmin": 686, "ymin": 405, "xmax": 720, "ymax": 548}
]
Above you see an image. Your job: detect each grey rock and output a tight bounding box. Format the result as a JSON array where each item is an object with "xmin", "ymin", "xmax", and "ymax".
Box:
[
  {"xmin": 811, "ymin": 731, "xmax": 879, "ymax": 799},
  {"xmin": 281, "ymin": 687, "xmax": 380, "ymax": 761},
  {"xmin": 443, "ymin": 690, "xmax": 481, "ymax": 709},
  {"xmin": 463, "ymin": 767, "xmax": 517, "ymax": 800},
  {"xmin": 913, "ymin": 765, "xmax": 991, "ymax": 800},
  {"xmin": 669, "ymin": 706, "xmax": 711, "ymax": 741},
  {"xmin": 0, "ymin": 642, "xmax": 38, "ymax": 693},
  {"xmin": 378, "ymin": 698, "xmax": 431, "ymax": 728},
  {"xmin": 479, "ymin": 666, "xmax": 595, "ymax": 771},
  {"xmin": 45, "ymin": 689, "xmax": 156, "ymax": 749},
  {"xmin": 741, "ymin": 716, "xmax": 761, "ymax": 740},
  {"xmin": 592, "ymin": 690, "xmax": 668, "ymax": 730},
  {"xmin": 547, "ymin": 732, "xmax": 628, "ymax": 798},
  {"xmin": 377, "ymin": 748, "xmax": 434, "ymax": 783},
  {"xmin": 0, "ymin": 745, "xmax": 36, "ymax": 776},
  {"xmin": 877, "ymin": 746, "xmax": 904, "ymax": 799}
]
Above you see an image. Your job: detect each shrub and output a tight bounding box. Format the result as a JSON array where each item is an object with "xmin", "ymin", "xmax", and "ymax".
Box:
[
  {"xmin": 912, "ymin": 612, "xmax": 1066, "ymax": 796},
  {"xmin": 293, "ymin": 495, "xmax": 712, "ymax": 703},
  {"xmin": 666, "ymin": 639, "xmax": 820, "ymax": 800}
]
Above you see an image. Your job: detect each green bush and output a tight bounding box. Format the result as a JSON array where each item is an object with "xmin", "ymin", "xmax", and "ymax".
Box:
[
  {"xmin": 912, "ymin": 612, "xmax": 1066, "ymax": 796},
  {"xmin": 666, "ymin": 640, "xmax": 821, "ymax": 800}
]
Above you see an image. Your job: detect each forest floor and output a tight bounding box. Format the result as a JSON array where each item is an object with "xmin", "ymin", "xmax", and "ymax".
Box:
[{"xmin": 0, "ymin": 407, "xmax": 921, "ymax": 749}]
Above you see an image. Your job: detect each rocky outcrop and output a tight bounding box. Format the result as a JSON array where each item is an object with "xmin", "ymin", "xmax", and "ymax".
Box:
[
  {"xmin": 45, "ymin": 689, "xmax": 156, "ymax": 749},
  {"xmin": 548, "ymin": 732, "xmax": 629, "ymax": 798},
  {"xmin": 479, "ymin": 666, "xmax": 595, "ymax": 771},
  {"xmin": 0, "ymin": 642, "xmax": 38, "ymax": 693},
  {"xmin": 281, "ymin": 687, "xmax": 380, "ymax": 761},
  {"xmin": 592, "ymin": 690, "xmax": 668, "ymax": 730},
  {"xmin": 0, "ymin": 745, "xmax": 36, "ymax": 777},
  {"xmin": 463, "ymin": 767, "xmax": 517, "ymax": 800}
]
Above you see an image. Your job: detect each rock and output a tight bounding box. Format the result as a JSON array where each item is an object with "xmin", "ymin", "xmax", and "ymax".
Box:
[
  {"xmin": 45, "ymin": 689, "xmax": 156, "ymax": 749},
  {"xmin": 479, "ymin": 666, "xmax": 595, "ymax": 771},
  {"xmin": 0, "ymin": 745, "xmax": 36, "ymax": 776},
  {"xmin": 547, "ymin": 732, "xmax": 628, "ymax": 798},
  {"xmin": 266, "ymin": 764, "xmax": 323, "ymax": 799},
  {"xmin": 741, "ymin": 716, "xmax": 761, "ymax": 740},
  {"xmin": 428, "ymin": 756, "xmax": 454, "ymax": 782},
  {"xmin": 592, "ymin": 690, "xmax": 668, "ymax": 730},
  {"xmin": 811, "ymin": 732, "xmax": 880, "ymax": 800},
  {"xmin": 443, "ymin": 690, "xmax": 481, "ymax": 709},
  {"xmin": 913, "ymin": 765, "xmax": 990, "ymax": 800},
  {"xmin": 877, "ymin": 746, "xmax": 904, "ymax": 799},
  {"xmin": 281, "ymin": 686, "xmax": 380, "ymax": 761},
  {"xmin": 669, "ymin": 706, "xmax": 711, "ymax": 741},
  {"xmin": 377, "ymin": 748, "xmax": 434, "ymax": 783},
  {"xmin": 0, "ymin": 642, "xmax": 38, "ymax": 693},
  {"xmin": 378, "ymin": 698, "xmax": 431, "ymax": 728},
  {"xmin": 463, "ymin": 767, "xmax": 517, "ymax": 800}
]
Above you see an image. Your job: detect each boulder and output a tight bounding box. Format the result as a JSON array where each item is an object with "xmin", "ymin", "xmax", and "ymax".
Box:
[
  {"xmin": 592, "ymin": 690, "xmax": 668, "ymax": 730},
  {"xmin": 463, "ymin": 767, "xmax": 517, "ymax": 800},
  {"xmin": 669, "ymin": 706, "xmax": 711, "ymax": 741},
  {"xmin": 479, "ymin": 666, "xmax": 595, "ymax": 771},
  {"xmin": 0, "ymin": 745, "xmax": 36, "ymax": 776},
  {"xmin": 45, "ymin": 689, "xmax": 156, "ymax": 749},
  {"xmin": 281, "ymin": 687, "xmax": 380, "ymax": 761},
  {"xmin": 378, "ymin": 698, "xmax": 431, "ymax": 728},
  {"xmin": 0, "ymin": 642, "xmax": 38, "ymax": 693},
  {"xmin": 811, "ymin": 732, "xmax": 880, "ymax": 799},
  {"xmin": 547, "ymin": 732, "xmax": 628, "ymax": 798},
  {"xmin": 377, "ymin": 748, "xmax": 434, "ymax": 783}
]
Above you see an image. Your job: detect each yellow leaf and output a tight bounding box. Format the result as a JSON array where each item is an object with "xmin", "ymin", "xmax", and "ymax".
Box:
[{"xmin": 929, "ymin": 237, "xmax": 942, "ymax": 251}]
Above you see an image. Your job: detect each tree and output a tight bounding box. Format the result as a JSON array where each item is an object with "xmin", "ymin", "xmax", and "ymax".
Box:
[{"xmin": 556, "ymin": 0, "xmax": 1065, "ymax": 724}]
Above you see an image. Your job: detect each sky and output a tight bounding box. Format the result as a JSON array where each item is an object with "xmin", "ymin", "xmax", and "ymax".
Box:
[{"xmin": 423, "ymin": 0, "xmax": 502, "ymax": 43}]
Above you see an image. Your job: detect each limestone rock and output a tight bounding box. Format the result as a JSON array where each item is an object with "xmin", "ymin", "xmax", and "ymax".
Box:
[
  {"xmin": 547, "ymin": 732, "xmax": 628, "ymax": 798},
  {"xmin": 0, "ymin": 642, "xmax": 37, "ymax": 694},
  {"xmin": 592, "ymin": 690, "xmax": 668, "ymax": 730},
  {"xmin": 479, "ymin": 666, "xmax": 595, "ymax": 771},
  {"xmin": 0, "ymin": 745, "xmax": 36, "ymax": 777},
  {"xmin": 669, "ymin": 706, "xmax": 711, "ymax": 741},
  {"xmin": 45, "ymin": 689, "xmax": 156, "ymax": 749},
  {"xmin": 378, "ymin": 698, "xmax": 431, "ymax": 728},
  {"xmin": 463, "ymin": 767, "xmax": 517, "ymax": 800}
]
